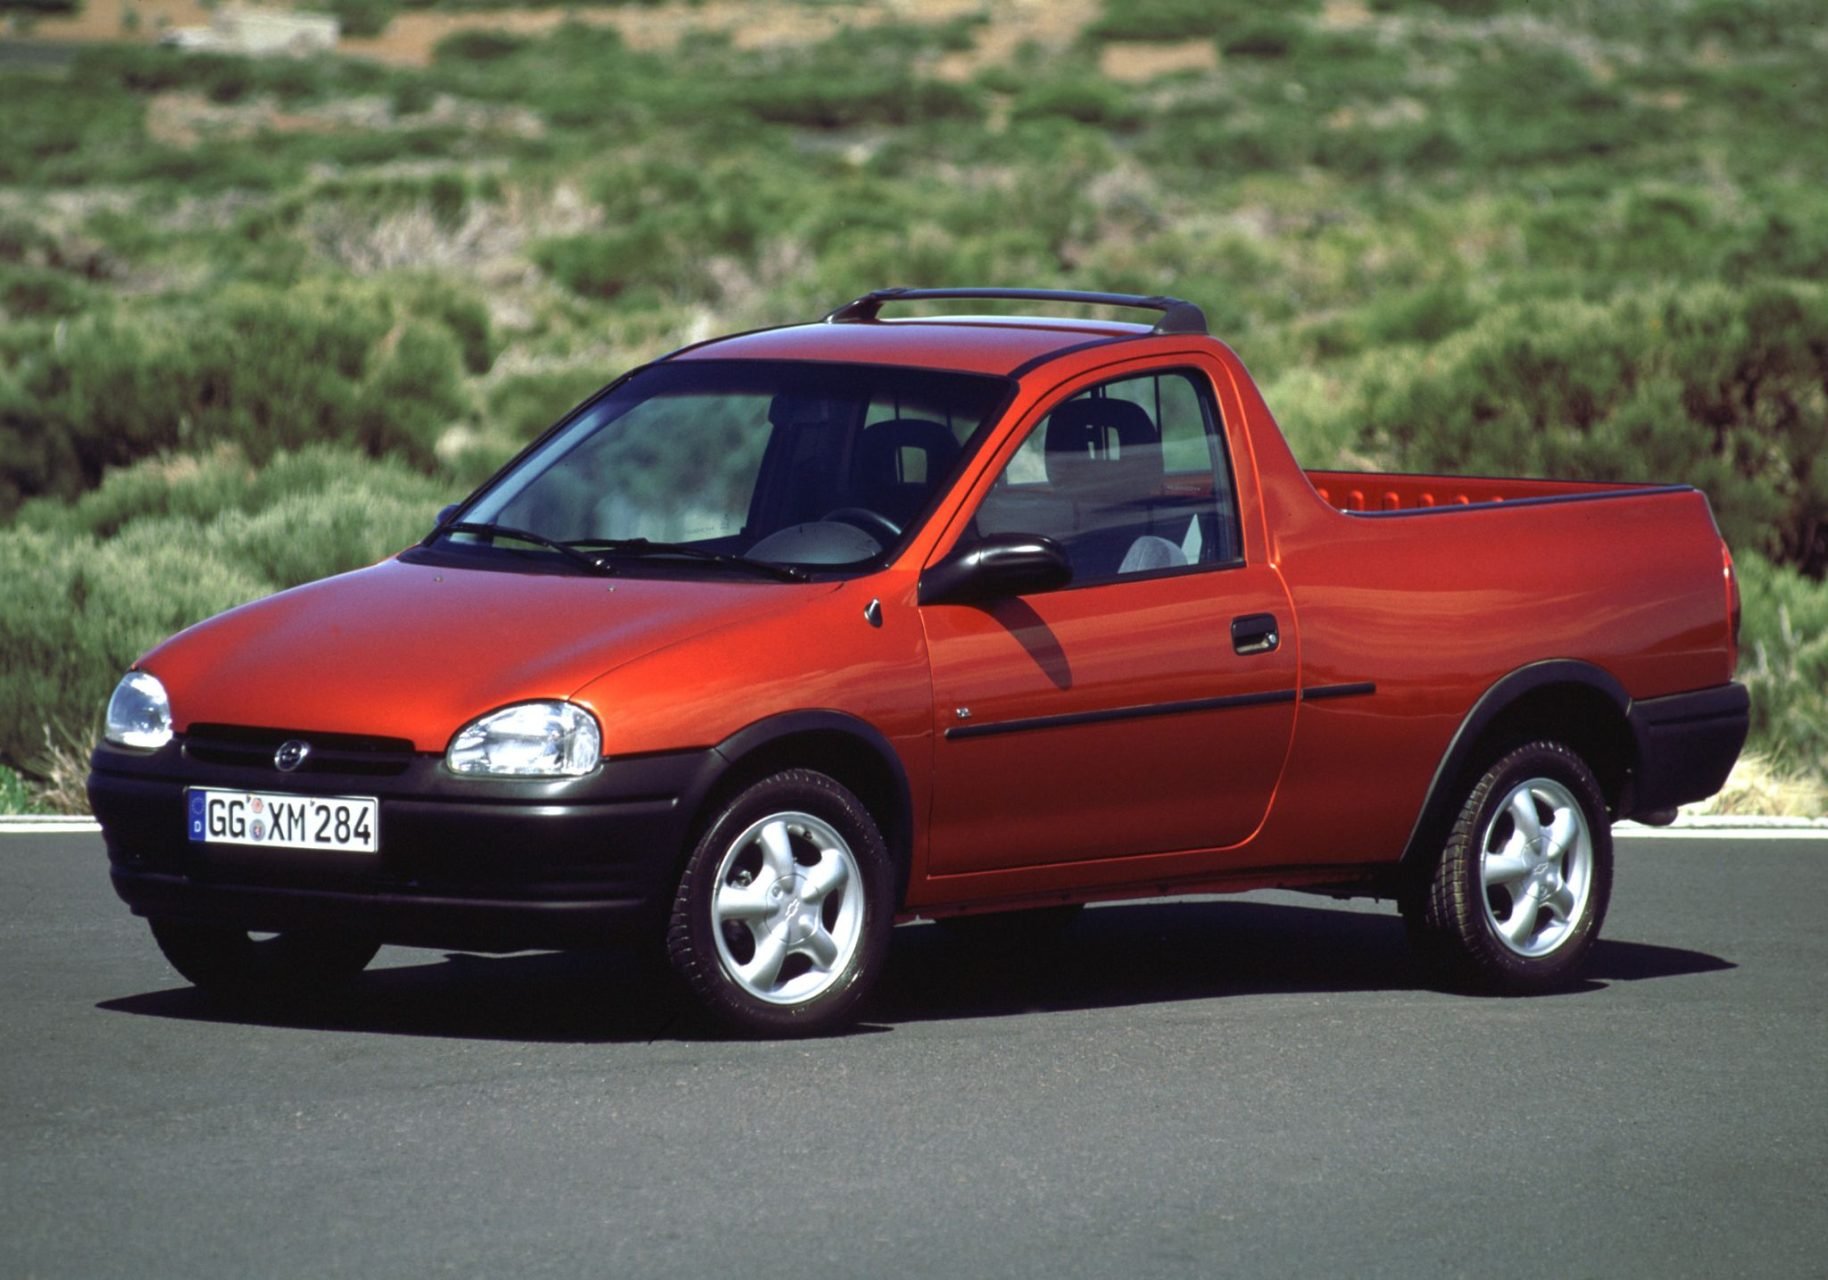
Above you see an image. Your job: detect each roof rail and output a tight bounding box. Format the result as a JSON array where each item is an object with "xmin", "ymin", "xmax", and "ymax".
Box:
[{"xmin": 824, "ymin": 287, "xmax": 1209, "ymax": 336}]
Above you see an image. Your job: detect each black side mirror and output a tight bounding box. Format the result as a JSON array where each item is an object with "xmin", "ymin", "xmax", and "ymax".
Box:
[
  {"xmin": 436, "ymin": 503, "xmax": 460, "ymax": 527},
  {"xmin": 919, "ymin": 533, "xmax": 1073, "ymax": 606}
]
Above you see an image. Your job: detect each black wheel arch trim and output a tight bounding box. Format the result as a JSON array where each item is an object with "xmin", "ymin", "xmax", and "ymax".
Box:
[
  {"xmin": 1397, "ymin": 662, "xmax": 1749, "ymax": 876},
  {"xmin": 1398, "ymin": 660, "xmax": 1631, "ymax": 874},
  {"xmin": 705, "ymin": 710, "xmax": 917, "ymax": 900}
]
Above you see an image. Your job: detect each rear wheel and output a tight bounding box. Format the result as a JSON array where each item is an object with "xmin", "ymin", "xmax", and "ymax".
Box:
[
  {"xmin": 1404, "ymin": 740, "xmax": 1612, "ymax": 993},
  {"xmin": 667, "ymin": 769, "xmax": 893, "ymax": 1037},
  {"xmin": 149, "ymin": 919, "xmax": 380, "ymax": 999}
]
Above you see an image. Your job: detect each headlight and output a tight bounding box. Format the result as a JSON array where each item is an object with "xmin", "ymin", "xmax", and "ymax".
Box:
[
  {"xmin": 446, "ymin": 701, "xmax": 601, "ymax": 778},
  {"xmin": 105, "ymin": 671, "xmax": 173, "ymax": 751}
]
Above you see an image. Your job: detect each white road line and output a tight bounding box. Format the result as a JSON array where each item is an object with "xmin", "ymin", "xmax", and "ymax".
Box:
[
  {"xmin": 1615, "ymin": 827, "xmax": 1828, "ymax": 841},
  {"xmin": 1616, "ymin": 816, "xmax": 1828, "ymax": 838},
  {"xmin": 0, "ymin": 817, "xmax": 101, "ymax": 834}
]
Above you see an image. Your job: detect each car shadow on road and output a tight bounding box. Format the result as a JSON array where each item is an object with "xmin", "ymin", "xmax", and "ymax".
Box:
[
  {"xmin": 98, "ymin": 946, "xmax": 698, "ymax": 1043},
  {"xmin": 97, "ymin": 897, "xmax": 1734, "ymax": 1041},
  {"xmin": 871, "ymin": 898, "xmax": 1736, "ymax": 1023}
]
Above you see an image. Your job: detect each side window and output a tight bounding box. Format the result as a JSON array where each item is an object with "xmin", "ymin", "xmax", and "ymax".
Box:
[{"xmin": 974, "ymin": 369, "xmax": 1241, "ymax": 583}]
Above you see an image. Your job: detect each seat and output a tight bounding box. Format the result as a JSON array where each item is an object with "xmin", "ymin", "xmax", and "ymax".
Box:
[
  {"xmin": 1117, "ymin": 534, "xmax": 1189, "ymax": 574},
  {"xmin": 854, "ymin": 418, "xmax": 961, "ymax": 528},
  {"xmin": 1043, "ymin": 398, "xmax": 1167, "ymax": 577}
]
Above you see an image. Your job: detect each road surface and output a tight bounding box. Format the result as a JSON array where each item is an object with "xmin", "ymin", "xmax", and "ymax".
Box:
[{"xmin": 2, "ymin": 830, "xmax": 1822, "ymax": 1277}]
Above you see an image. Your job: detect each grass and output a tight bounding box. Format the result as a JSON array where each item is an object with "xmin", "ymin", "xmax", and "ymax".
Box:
[
  {"xmin": 0, "ymin": 763, "xmax": 46, "ymax": 815},
  {"xmin": 0, "ymin": 0, "xmax": 1824, "ymax": 810}
]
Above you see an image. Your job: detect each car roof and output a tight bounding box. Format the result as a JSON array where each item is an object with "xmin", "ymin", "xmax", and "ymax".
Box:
[{"xmin": 665, "ymin": 316, "xmax": 1160, "ymax": 378}]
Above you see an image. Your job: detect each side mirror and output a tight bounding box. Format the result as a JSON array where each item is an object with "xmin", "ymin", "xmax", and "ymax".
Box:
[
  {"xmin": 919, "ymin": 533, "xmax": 1073, "ymax": 606},
  {"xmin": 436, "ymin": 503, "xmax": 460, "ymax": 527}
]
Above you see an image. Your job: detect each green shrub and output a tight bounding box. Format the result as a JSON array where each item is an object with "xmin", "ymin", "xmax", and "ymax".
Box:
[
  {"xmin": 1010, "ymin": 80, "xmax": 1141, "ymax": 130},
  {"xmin": 0, "ymin": 763, "xmax": 43, "ymax": 814},
  {"xmin": 376, "ymin": 273, "xmax": 495, "ymax": 374},
  {"xmin": 1088, "ymin": 0, "xmax": 1315, "ymax": 41},
  {"xmin": 1300, "ymin": 280, "xmax": 1483, "ymax": 358},
  {"xmin": 207, "ymin": 482, "xmax": 446, "ymax": 586},
  {"xmin": 535, "ymin": 222, "xmax": 677, "ymax": 301},
  {"xmin": 16, "ymin": 448, "xmax": 256, "ymax": 539},
  {"xmin": 434, "ymin": 29, "xmax": 530, "ymax": 62},
  {"xmin": 0, "ymin": 523, "xmax": 269, "ymax": 767},
  {"xmin": 69, "ymin": 43, "xmax": 390, "ymax": 106},
  {"xmin": 1647, "ymin": 0, "xmax": 1826, "ymax": 50},
  {"xmin": 1518, "ymin": 182, "xmax": 1828, "ymax": 289},
  {"xmin": 1440, "ymin": 45, "xmax": 1653, "ymax": 168},
  {"xmin": 0, "ymin": 447, "xmax": 452, "ymax": 767},
  {"xmin": 1221, "ymin": 17, "xmax": 1306, "ymax": 59},
  {"xmin": 0, "ymin": 212, "xmax": 58, "ymax": 264},
  {"xmin": 1, "ymin": 279, "xmax": 482, "ymax": 510},
  {"xmin": 0, "ymin": 75, "xmax": 145, "ymax": 186},
  {"xmin": 322, "ymin": 0, "xmax": 398, "ymax": 38},
  {"xmin": 1369, "ymin": 0, "xmax": 1505, "ymax": 15},
  {"xmin": 16, "ymin": 444, "xmax": 448, "ymax": 540},
  {"xmin": 0, "ymin": 264, "xmax": 94, "ymax": 319},
  {"xmin": 728, "ymin": 74, "xmax": 981, "ymax": 130},
  {"xmin": 485, "ymin": 369, "xmax": 610, "ymax": 442},
  {"xmin": 1733, "ymin": 554, "xmax": 1828, "ymax": 787},
  {"xmin": 352, "ymin": 324, "xmax": 470, "ymax": 461}
]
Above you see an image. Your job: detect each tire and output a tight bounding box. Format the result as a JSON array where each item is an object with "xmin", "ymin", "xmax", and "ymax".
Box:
[
  {"xmin": 1403, "ymin": 740, "xmax": 1613, "ymax": 994},
  {"xmin": 667, "ymin": 769, "xmax": 893, "ymax": 1037},
  {"xmin": 149, "ymin": 919, "xmax": 380, "ymax": 1000}
]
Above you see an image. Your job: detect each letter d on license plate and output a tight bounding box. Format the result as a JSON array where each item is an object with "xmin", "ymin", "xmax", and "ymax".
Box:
[{"xmin": 187, "ymin": 788, "xmax": 379, "ymax": 853}]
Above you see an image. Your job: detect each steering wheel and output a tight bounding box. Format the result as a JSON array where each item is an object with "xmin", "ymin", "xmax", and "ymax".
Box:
[{"xmin": 820, "ymin": 507, "xmax": 902, "ymax": 545}]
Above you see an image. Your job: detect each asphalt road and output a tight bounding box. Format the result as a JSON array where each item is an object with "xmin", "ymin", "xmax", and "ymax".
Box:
[{"xmin": 3, "ymin": 831, "xmax": 1823, "ymax": 1279}]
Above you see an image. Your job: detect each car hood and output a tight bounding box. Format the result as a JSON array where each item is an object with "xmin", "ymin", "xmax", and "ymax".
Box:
[{"xmin": 142, "ymin": 557, "xmax": 833, "ymax": 751}]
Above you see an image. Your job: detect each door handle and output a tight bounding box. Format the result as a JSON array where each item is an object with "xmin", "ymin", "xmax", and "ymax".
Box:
[{"xmin": 1231, "ymin": 613, "xmax": 1280, "ymax": 656}]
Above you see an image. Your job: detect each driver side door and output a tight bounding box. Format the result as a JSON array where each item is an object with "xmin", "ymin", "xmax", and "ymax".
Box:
[{"xmin": 919, "ymin": 362, "xmax": 1298, "ymax": 877}]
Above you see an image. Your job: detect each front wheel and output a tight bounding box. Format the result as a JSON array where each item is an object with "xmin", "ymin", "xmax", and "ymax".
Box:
[
  {"xmin": 149, "ymin": 919, "xmax": 380, "ymax": 1000},
  {"xmin": 1404, "ymin": 740, "xmax": 1613, "ymax": 993},
  {"xmin": 667, "ymin": 769, "xmax": 894, "ymax": 1036}
]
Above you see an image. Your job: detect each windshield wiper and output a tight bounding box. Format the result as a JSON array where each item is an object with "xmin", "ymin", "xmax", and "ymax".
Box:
[
  {"xmin": 437, "ymin": 522, "xmax": 615, "ymax": 577},
  {"xmin": 570, "ymin": 538, "xmax": 810, "ymax": 582}
]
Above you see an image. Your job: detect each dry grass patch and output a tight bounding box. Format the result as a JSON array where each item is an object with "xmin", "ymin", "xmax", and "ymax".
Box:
[
  {"xmin": 1098, "ymin": 40, "xmax": 1218, "ymax": 83},
  {"xmin": 1689, "ymin": 754, "xmax": 1828, "ymax": 820},
  {"xmin": 24, "ymin": 0, "xmax": 211, "ymax": 43},
  {"xmin": 146, "ymin": 91, "xmax": 542, "ymax": 148},
  {"xmin": 30, "ymin": 725, "xmax": 93, "ymax": 817},
  {"xmin": 343, "ymin": 0, "xmax": 1075, "ymax": 71}
]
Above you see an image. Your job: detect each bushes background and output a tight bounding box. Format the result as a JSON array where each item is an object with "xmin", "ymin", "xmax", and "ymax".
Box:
[
  {"xmin": 0, "ymin": 0, "xmax": 1825, "ymax": 803},
  {"xmin": 0, "ymin": 447, "xmax": 448, "ymax": 767},
  {"xmin": 0, "ymin": 278, "xmax": 489, "ymax": 511}
]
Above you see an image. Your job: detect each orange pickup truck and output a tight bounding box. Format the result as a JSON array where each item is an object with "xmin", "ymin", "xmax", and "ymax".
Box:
[{"xmin": 89, "ymin": 288, "xmax": 1748, "ymax": 1035}]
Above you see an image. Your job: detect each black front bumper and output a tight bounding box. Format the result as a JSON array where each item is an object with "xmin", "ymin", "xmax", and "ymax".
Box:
[
  {"xmin": 89, "ymin": 739, "xmax": 724, "ymax": 952},
  {"xmin": 1625, "ymin": 681, "xmax": 1750, "ymax": 818}
]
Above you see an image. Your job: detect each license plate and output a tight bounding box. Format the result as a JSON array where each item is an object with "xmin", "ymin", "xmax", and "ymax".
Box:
[{"xmin": 187, "ymin": 789, "xmax": 378, "ymax": 853}]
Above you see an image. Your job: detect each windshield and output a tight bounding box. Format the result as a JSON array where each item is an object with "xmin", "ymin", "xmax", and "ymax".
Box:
[{"xmin": 441, "ymin": 360, "xmax": 1012, "ymax": 577}]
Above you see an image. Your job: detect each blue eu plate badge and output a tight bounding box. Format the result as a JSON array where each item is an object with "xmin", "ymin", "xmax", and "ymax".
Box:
[{"xmin": 188, "ymin": 791, "xmax": 206, "ymax": 841}]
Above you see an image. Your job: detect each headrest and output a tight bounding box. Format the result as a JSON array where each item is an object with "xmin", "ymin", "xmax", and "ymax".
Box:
[
  {"xmin": 858, "ymin": 418, "xmax": 959, "ymax": 484},
  {"xmin": 1043, "ymin": 397, "xmax": 1162, "ymax": 492}
]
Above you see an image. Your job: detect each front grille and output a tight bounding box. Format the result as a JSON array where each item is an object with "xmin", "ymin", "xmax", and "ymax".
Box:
[{"xmin": 183, "ymin": 724, "xmax": 418, "ymax": 777}]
